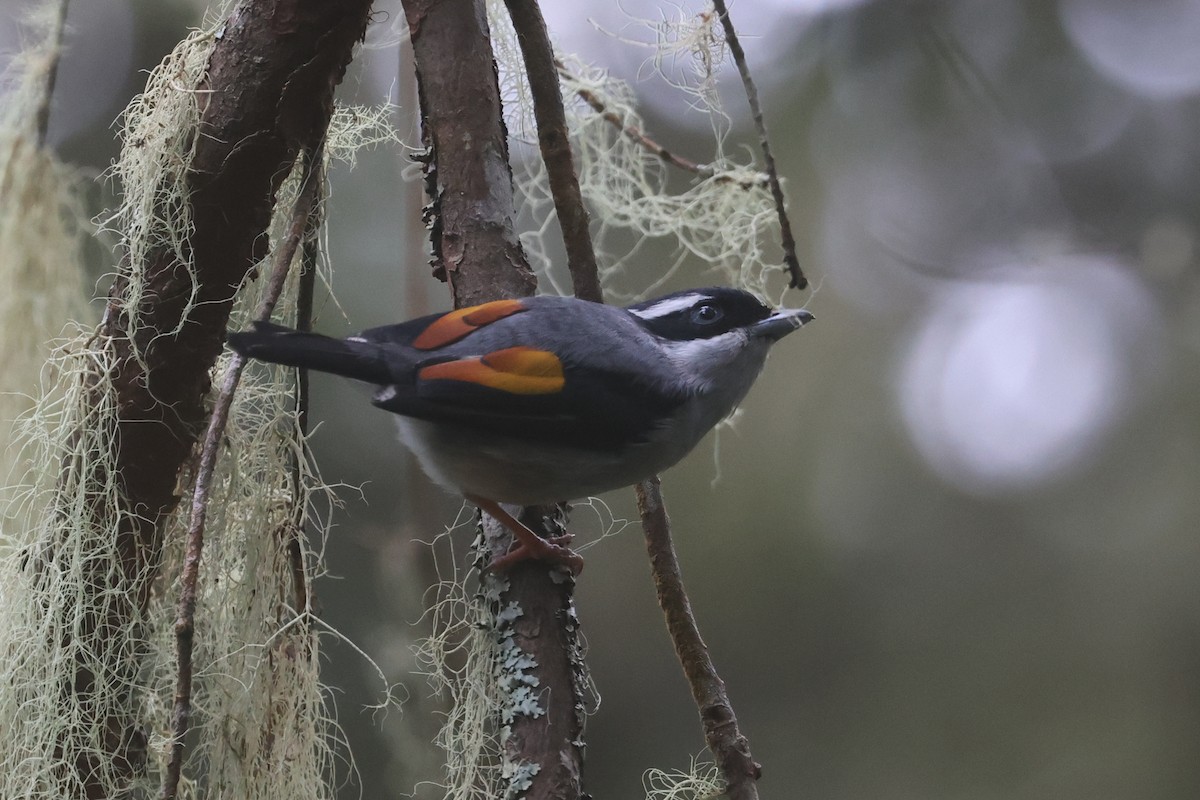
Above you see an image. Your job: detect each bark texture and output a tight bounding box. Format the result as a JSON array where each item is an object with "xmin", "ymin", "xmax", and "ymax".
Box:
[
  {"xmin": 402, "ymin": 0, "xmax": 536, "ymax": 306},
  {"xmin": 75, "ymin": 2, "xmax": 372, "ymax": 794},
  {"xmin": 402, "ymin": 1, "xmax": 585, "ymax": 798}
]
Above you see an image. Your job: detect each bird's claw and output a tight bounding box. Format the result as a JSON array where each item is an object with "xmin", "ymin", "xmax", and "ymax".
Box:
[
  {"xmin": 486, "ymin": 533, "xmax": 583, "ymax": 575},
  {"xmin": 466, "ymin": 494, "xmax": 585, "ymax": 576}
]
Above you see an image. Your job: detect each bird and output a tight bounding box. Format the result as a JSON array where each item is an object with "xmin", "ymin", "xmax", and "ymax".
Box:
[{"xmin": 226, "ymin": 287, "xmax": 812, "ymax": 573}]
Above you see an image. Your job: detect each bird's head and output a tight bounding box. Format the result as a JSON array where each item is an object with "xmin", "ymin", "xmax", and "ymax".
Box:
[{"xmin": 627, "ymin": 287, "xmax": 812, "ymax": 394}]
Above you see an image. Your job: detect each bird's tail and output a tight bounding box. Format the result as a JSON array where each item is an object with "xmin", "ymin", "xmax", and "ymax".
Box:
[{"xmin": 227, "ymin": 321, "xmax": 393, "ymax": 385}]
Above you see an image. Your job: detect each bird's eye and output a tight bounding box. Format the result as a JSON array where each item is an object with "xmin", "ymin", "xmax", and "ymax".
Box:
[{"xmin": 691, "ymin": 304, "xmax": 723, "ymax": 325}]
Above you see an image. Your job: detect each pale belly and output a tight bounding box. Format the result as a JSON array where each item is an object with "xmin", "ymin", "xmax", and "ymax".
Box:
[{"xmin": 393, "ymin": 417, "xmax": 687, "ymax": 505}]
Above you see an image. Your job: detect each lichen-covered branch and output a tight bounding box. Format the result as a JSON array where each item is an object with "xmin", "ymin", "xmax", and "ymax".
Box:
[
  {"xmin": 479, "ymin": 508, "xmax": 587, "ymax": 800},
  {"xmin": 504, "ymin": 0, "xmax": 602, "ymax": 303},
  {"xmin": 159, "ymin": 150, "xmax": 324, "ymax": 800},
  {"xmin": 711, "ymin": 0, "xmax": 807, "ymax": 291},
  {"xmin": 559, "ymin": 60, "xmax": 769, "ymax": 190},
  {"xmin": 637, "ymin": 477, "xmax": 761, "ymax": 800},
  {"xmin": 401, "ymin": 0, "xmax": 586, "ymax": 797},
  {"xmin": 73, "ymin": 1, "xmax": 372, "ymax": 792},
  {"xmin": 102, "ymin": 2, "xmax": 371, "ymax": 568}
]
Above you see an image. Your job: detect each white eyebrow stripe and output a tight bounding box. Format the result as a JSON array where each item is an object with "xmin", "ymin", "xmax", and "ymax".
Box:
[{"xmin": 628, "ymin": 293, "xmax": 705, "ymax": 320}]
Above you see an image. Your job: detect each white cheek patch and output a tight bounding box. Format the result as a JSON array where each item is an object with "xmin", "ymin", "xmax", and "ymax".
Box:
[
  {"xmin": 660, "ymin": 331, "xmax": 746, "ymax": 392},
  {"xmin": 628, "ymin": 293, "xmax": 706, "ymax": 321}
]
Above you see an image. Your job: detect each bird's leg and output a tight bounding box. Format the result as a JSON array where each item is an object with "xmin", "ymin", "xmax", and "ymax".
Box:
[{"xmin": 466, "ymin": 494, "xmax": 584, "ymax": 575}]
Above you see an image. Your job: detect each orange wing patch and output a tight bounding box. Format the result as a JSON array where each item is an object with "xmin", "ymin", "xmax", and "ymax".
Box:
[
  {"xmin": 412, "ymin": 299, "xmax": 527, "ymax": 350},
  {"xmin": 418, "ymin": 347, "xmax": 565, "ymax": 395}
]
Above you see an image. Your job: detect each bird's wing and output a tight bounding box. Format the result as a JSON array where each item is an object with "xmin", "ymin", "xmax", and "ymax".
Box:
[
  {"xmin": 347, "ymin": 297, "xmax": 688, "ymax": 449},
  {"xmin": 372, "ymin": 345, "xmax": 687, "ymax": 451},
  {"xmin": 357, "ymin": 299, "xmax": 530, "ymax": 350}
]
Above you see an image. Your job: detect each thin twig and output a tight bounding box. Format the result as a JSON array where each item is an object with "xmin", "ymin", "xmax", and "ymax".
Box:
[
  {"xmin": 558, "ymin": 59, "xmax": 768, "ymax": 190},
  {"xmin": 515, "ymin": 6, "xmax": 763, "ymax": 794},
  {"xmin": 33, "ymin": 0, "xmax": 71, "ymax": 146},
  {"xmin": 158, "ymin": 151, "xmax": 324, "ymax": 800},
  {"xmin": 284, "ymin": 153, "xmax": 322, "ymax": 616},
  {"xmin": 504, "ymin": 0, "xmax": 603, "ymax": 302},
  {"xmin": 637, "ymin": 477, "xmax": 761, "ymax": 800},
  {"xmin": 711, "ymin": 0, "xmax": 806, "ymax": 290},
  {"xmin": 67, "ymin": 2, "xmax": 370, "ymax": 792}
]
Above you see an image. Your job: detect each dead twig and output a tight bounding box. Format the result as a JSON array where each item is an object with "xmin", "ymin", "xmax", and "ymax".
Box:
[
  {"xmin": 505, "ymin": 0, "xmax": 602, "ymax": 302},
  {"xmin": 711, "ymin": 0, "xmax": 807, "ymax": 290},
  {"xmin": 521, "ymin": 6, "xmax": 763, "ymax": 796},
  {"xmin": 637, "ymin": 477, "xmax": 761, "ymax": 800},
  {"xmin": 33, "ymin": 0, "xmax": 70, "ymax": 146},
  {"xmin": 558, "ymin": 60, "xmax": 768, "ymax": 190},
  {"xmin": 159, "ymin": 150, "xmax": 324, "ymax": 800},
  {"xmin": 284, "ymin": 156, "xmax": 322, "ymax": 617}
]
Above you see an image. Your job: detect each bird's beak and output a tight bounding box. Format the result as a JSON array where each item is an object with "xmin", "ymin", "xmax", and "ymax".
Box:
[{"xmin": 752, "ymin": 308, "xmax": 814, "ymax": 341}]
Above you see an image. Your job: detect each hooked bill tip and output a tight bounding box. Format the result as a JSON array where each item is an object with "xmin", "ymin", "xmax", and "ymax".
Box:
[{"xmin": 753, "ymin": 308, "xmax": 813, "ymax": 341}]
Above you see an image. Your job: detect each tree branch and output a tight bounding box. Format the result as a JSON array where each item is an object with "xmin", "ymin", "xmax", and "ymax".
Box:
[
  {"xmin": 637, "ymin": 477, "xmax": 761, "ymax": 800},
  {"xmin": 504, "ymin": 0, "xmax": 602, "ymax": 303},
  {"xmin": 402, "ymin": 0, "xmax": 535, "ymax": 307},
  {"xmin": 501, "ymin": 6, "xmax": 764, "ymax": 796},
  {"xmin": 711, "ymin": 0, "xmax": 807, "ymax": 291},
  {"xmin": 32, "ymin": 0, "xmax": 70, "ymax": 146},
  {"xmin": 72, "ymin": 1, "xmax": 372, "ymax": 793},
  {"xmin": 159, "ymin": 147, "xmax": 324, "ymax": 800},
  {"xmin": 101, "ymin": 0, "xmax": 370, "ymax": 619},
  {"xmin": 401, "ymin": 1, "xmax": 585, "ymax": 797}
]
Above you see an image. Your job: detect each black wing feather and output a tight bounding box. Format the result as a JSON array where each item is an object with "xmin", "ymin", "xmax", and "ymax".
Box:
[
  {"xmin": 227, "ymin": 322, "xmax": 394, "ymax": 385},
  {"xmin": 373, "ymin": 358, "xmax": 687, "ymax": 451}
]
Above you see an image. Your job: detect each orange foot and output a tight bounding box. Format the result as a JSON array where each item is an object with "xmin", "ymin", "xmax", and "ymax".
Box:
[{"xmin": 465, "ymin": 493, "xmax": 585, "ymax": 575}]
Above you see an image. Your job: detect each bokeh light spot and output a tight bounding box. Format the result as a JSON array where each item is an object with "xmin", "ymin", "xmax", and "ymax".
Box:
[
  {"xmin": 1060, "ymin": 0, "xmax": 1200, "ymax": 98},
  {"xmin": 898, "ymin": 258, "xmax": 1158, "ymax": 494}
]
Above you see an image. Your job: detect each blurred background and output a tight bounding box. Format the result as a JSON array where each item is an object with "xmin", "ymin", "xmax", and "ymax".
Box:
[{"xmin": 5, "ymin": 0, "xmax": 1200, "ymax": 797}]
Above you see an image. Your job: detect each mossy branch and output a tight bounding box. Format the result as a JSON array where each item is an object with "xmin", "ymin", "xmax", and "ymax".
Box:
[
  {"xmin": 73, "ymin": 1, "xmax": 372, "ymax": 793},
  {"xmin": 159, "ymin": 148, "xmax": 324, "ymax": 800},
  {"xmin": 401, "ymin": 0, "xmax": 586, "ymax": 797}
]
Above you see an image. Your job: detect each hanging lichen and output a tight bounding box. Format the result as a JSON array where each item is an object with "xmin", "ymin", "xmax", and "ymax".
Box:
[{"xmin": 0, "ymin": 2, "xmax": 399, "ymax": 796}]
